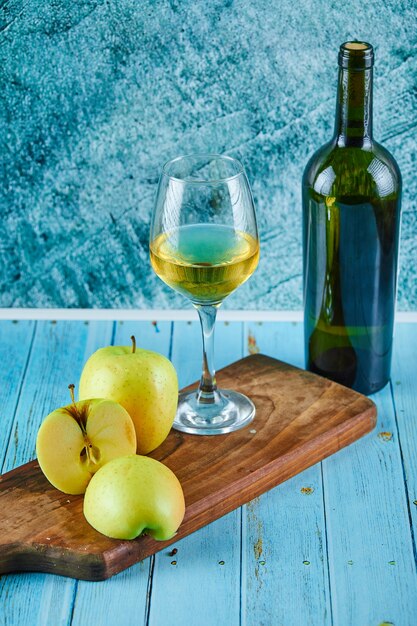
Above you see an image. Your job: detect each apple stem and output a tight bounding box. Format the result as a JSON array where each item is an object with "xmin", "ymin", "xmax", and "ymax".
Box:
[
  {"xmin": 68, "ymin": 384, "xmax": 76, "ymax": 405},
  {"xmin": 131, "ymin": 335, "xmax": 136, "ymax": 354},
  {"xmin": 67, "ymin": 384, "xmax": 88, "ymax": 435}
]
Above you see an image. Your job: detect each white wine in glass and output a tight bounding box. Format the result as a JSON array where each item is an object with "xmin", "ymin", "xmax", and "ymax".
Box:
[{"xmin": 150, "ymin": 154, "xmax": 260, "ymax": 435}]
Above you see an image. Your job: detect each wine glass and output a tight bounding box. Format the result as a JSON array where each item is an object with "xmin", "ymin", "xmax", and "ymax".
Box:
[{"xmin": 150, "ymin": 154, "xmax": 260, "ymax": 435}]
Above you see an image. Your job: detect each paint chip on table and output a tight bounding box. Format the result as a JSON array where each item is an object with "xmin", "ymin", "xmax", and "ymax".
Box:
[
  {"xmin": 378, "ymin": 431, "xmax": 393, "ymax": 441},
  {"xmin": 301, "ymin": 487, "xmax": 314, "ymax": 495}
]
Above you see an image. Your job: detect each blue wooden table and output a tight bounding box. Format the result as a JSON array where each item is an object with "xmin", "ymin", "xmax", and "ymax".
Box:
[{"xmin": 1, "ymin": 316, "xmax": 416, "ymax": 626}]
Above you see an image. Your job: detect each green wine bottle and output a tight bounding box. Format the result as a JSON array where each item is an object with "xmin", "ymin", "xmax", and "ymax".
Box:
[{"xmin": 302, "ymin": 42, "xmax": 402, "ymax": 395}]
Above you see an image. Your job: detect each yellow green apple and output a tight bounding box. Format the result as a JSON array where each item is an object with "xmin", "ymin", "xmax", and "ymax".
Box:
[
  {"xmin": 78, "ymin": 336, "xmax": 178, "ymax": 454},
  {"xmin": 36, "ymin": 385, "xmax": 137, "ymax": 495},
  {"xmin": 83, "ymin": 454, "xmax": 185, "ymax": 540}
]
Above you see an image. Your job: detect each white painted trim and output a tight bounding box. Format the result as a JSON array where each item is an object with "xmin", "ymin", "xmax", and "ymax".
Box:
[
  {"xmin": 0, "ymin": 308, "xmax": 416, "ymax": 322},
  {"xmin": 395, "ymin": 312, "xmax": 417, "ymax": 322},
  {"xmin": 0, "ymin": 308, "xmax": 302, "ymax": 321},
  {"xmin": 0, "ymin": 308, "xmax": 198, "ymax": 321}
]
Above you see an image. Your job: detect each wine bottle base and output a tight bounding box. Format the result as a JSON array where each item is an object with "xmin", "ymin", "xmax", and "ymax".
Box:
[{"xmin": 308, "ymin": 358, "xmax": 390, "ymax": 396}]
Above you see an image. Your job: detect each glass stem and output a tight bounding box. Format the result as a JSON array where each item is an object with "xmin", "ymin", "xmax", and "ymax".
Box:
[{"xmin": 195, "ymin": 304, "xmax": 219, "ymax": 404}]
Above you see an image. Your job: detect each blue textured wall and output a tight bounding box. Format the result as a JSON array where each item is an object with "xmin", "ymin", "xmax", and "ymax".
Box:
[{"xmin": 1, "ymin": 0, "xmax": 416, "ymax": 309}]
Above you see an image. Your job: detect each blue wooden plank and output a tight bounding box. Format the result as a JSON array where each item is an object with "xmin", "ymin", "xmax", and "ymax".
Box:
[
  {"xmin": 0, "ymin": 573, "xmax": 76, "ymax": 626},
  {"xmin": 323, "ymin": 384, "xmax": 417, "ymax": 624},
  {"xmin": 242, "ymin": 467, "xmax": 332, "ymax": 626},
  {"xmin": 71, "ymin": 321, "xmax": 173, "ymax": 626},
  {"xmin": 149, "ymin": 513, "xmax": 242, "ymax": 626},
  {"xmin": 148, "ymin": 320, "xmax": 243, "ymax": 626},
  {"xmin": 241, "ymin": 322, "xmax": 331, "ymax": 625},
  {"xmin": 390, "ymin": 323, "xmax": 417, "ymax": 563},
  {"xmin": 0, "ymin": 321, "xmax": 35, "ymax": 463},
  {"xmin": 0, "ymin": 320, "xmax": 113, "ymax": 626},
  {"xmin": 244, "ymin": 320, "xmax": 304, "ymax": 368},
  {"xmin": 71, "ymin": 561, "xmax": 151, "ymax": 626}
]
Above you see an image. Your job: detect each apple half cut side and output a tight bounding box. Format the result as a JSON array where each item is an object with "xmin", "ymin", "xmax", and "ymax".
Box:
[{"xmin": 36, "ymin": 397, "xmax": 137, "ymax": 495}]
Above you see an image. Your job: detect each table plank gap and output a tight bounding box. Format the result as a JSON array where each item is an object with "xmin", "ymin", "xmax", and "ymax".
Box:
[
  {"xmin": 144, "ymin": 555, "xmax": 156, "ymax": 626},
  {"xmin": 168, "ymin": 320, "xmax": 174, "ymax": 361},
  {"xmin": 389, "ymin": 378, "xmax": 417, "ymax": 572},
  {"xmin": 240, "ymin": 504, "xmax": 247, "ymax": 626},
  {"xmin": 319, "ymin": 462, "xmax": 335, "ymax": 626},
  {"xmin": 110, "ymin": 319, "xmax": 118, "ymax": 346},
  {"xmin": 67, "ymin": 578, "xmax": 78, "ymax": 626}
]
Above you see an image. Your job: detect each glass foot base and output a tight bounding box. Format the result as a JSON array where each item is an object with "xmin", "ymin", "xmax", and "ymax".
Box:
[{"xmin": 173, "ymin": 389, "xmax": 255, "ymax": 435}]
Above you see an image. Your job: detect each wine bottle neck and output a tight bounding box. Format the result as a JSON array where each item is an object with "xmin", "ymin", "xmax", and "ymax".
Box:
[{"xmin": 334, "ymin": 66, "xmax": 373, "ymax": 148}]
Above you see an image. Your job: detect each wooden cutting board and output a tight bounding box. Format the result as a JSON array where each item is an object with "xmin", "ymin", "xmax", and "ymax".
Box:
[{"xmin": 0, "ymin": 353, "xmax": 376, "ymax": 581}]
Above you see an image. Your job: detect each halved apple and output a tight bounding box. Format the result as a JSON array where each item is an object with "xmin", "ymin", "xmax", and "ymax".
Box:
[{"xmin": 36, "ymin": 388, "xmax": 137, "ymax": 495}]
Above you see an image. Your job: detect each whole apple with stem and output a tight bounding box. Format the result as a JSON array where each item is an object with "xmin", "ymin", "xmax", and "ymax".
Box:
[
  {"xmin": 36, "ymin": 384, "xmax": 137, "ymax": 495},
  {"xmin": 79, "ymin": 336, "xmax": 178, "ymax": 454}
]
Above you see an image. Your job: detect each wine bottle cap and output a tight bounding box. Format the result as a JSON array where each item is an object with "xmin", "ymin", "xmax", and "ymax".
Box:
[{"xmin": 338, "ymin": 41, "xmax": 374, "ymax": 70}]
